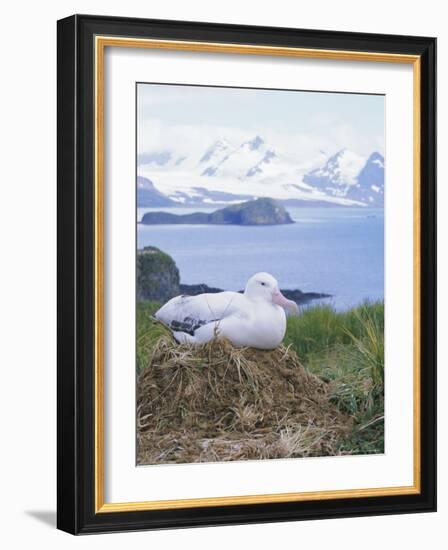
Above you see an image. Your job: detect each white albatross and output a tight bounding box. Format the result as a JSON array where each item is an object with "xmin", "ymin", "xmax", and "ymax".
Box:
[{"xmin": 155, "ymin": 272, "xmax": 299, "ymax": 350}]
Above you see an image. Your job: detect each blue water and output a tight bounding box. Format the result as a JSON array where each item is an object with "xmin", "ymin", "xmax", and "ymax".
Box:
[{"xmin": 137, "ymin": 207, "xmax": 384, "ymax": 311}]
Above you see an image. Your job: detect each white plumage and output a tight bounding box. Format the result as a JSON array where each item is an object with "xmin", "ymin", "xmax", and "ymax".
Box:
[{"xmin": 155, "ymin": 272, "xmax": 299, "ymax": 350}]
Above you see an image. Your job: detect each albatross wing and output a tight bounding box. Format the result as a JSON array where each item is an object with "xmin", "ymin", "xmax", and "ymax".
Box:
[{"xmin": 155, "ymin": 291, "xmax": 246, "ymax": 337}]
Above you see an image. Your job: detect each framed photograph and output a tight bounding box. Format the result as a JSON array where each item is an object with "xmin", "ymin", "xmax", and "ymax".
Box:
[{"xmin": 57, "ymin": 14, "xmax": 436, "ymax": 534}]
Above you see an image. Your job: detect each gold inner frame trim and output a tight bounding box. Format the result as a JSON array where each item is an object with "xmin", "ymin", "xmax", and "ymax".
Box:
[{"xmin": 94, "ymin": 35, "xmax": 421, "ymax": 514}]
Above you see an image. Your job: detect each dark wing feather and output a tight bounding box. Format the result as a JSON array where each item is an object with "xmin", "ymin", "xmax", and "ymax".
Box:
[{"xmin": 155, "ymin": 292, "xmax": 245, "ymax": 336}]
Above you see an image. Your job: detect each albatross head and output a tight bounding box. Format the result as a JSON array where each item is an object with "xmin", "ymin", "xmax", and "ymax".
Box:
[{"xmin": 244, "ymin": 272, "xmax": 299, "ymax": 315}]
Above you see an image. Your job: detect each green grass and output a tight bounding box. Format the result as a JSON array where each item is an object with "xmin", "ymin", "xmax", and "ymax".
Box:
[
  {"xmin": 136, "ymin": 301, "xmax": 171, "ymax": 373},
  {"xmin": 137, "ymin": 299, "xmax": 384, "ymax": 456},
  {"xmin": 285, "ymin": 301, "xmax": 384, "ymax": 454}
]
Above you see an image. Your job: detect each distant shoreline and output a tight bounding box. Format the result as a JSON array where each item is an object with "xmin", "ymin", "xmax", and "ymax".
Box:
[{"xmin": 179, "ymin": 283, "xmax": 331, "ymax": 306}]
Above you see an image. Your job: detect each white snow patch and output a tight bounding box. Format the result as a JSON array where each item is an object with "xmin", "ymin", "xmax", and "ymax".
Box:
[{"xmin": 335, "ymin": 150, "xmax": 366, "ymax": 186}]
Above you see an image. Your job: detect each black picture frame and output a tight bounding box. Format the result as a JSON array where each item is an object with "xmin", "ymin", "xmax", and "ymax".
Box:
[{"xmin": 57, "ymin": 14, "xmax": 436, "ymax": 534}]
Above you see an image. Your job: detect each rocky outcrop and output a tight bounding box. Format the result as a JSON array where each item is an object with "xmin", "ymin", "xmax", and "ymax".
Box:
[
  {"xmin": 140, "ymin": 198, "xmax": 294, "ymax": 226},
  {"xmin": 137, "ymin": 246, "xmax": 180, "ymax": 303}
]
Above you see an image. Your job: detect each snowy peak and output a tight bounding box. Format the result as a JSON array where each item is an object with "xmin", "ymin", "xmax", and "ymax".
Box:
[
  {"xmin": 199, "ymin": 139, "xmax": 232, "ymax": 164},
  {"xmin": 358, "ymin": 152, "xmax": 384, "ymax": 185},
  {"xmin": 303, "ymin": 150, "xmax": 384, "ymax": 206},
  {"xmin": 241, "ymin": 135, "xmax": 264, "ymax": 151},
  {"xmin": 200, "ymin": 135, "xmax": 282, "ymax": 180},
  {"xmin": 368, "ymin": 151, "xmax": 384, "ymax": 167},
  {"xmin": 352, "ymin": 152, "xmax": 384, "ymax": 206},
  {"xmin": 246, "ymin": 149, "xmax": 276, "ymax": 177},
  {"xmin": 304, "ymin": 149, "xmax": 366, "ymax": 190}
]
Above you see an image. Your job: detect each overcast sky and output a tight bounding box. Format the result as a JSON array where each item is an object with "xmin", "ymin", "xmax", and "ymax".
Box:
[{"xmin": 137, "ymin": 83, "xmax": 385, "ymax": 163}]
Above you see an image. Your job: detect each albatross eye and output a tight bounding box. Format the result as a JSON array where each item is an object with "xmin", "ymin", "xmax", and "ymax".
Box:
[{"xmin": 260, "ymin": 282, "xmax": 266, "ymax": 286}]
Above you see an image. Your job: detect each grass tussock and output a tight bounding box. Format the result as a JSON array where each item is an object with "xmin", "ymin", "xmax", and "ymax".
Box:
[
  {"xmin": 137, "ymin": 300, "xmax": 384, "ymax": 463},
  {"xmin": 285, "ymin": 301, "xmax": 384, "ymax": 454}
]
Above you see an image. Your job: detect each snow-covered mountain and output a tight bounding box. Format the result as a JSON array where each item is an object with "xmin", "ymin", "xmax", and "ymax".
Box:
[
  {"xmin": 200, "ymin": 136, "xmax": 282, "ymax": 180},
  {"xmin": 353, "ymin": 152, "xmax": 384, "ymax": 206},
  {"xmin": 303, "ymin": 149, "xmax": 384, "ymax": 207},
  {"xmin": 137, "ymin": 176, "xmax": 176, "ymax": 207},
  {"xmin": 137, "ymin": 136, "xmax": 384, "ymax": 208}
]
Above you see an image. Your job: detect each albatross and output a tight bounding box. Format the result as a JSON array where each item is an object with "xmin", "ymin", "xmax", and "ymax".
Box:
[{"xmin": 155, "ymin": 272, "xmax": 299, "ymax": 350}]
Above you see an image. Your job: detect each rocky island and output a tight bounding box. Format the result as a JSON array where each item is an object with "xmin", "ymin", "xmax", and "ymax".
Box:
[
  {"xmin": 137, "ymin": 246, "xmax": 330, "ymax": 306},
  {"xmin": 140, "ymin": 197, "xmax": 294, "ymax": 226}
]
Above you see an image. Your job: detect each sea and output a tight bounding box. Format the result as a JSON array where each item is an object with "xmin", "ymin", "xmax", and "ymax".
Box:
[{"xmin": 137, "ymin": 207, "xmax": 384, "ymax": 311}]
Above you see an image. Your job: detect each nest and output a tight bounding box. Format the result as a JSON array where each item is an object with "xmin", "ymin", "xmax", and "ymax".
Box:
[{"xmin": 137, "ymin": 336, "xmax": 351, "ymax": 465}]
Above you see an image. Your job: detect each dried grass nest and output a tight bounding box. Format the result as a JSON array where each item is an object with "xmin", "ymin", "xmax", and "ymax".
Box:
[{"xmin": 137, "ymin": 335, "xmax": 351, "ymax": 465}]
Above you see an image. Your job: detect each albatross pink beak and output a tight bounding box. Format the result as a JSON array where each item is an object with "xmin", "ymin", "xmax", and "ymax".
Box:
[{"xmin": 272, "ymin": 289, "xmax": 300, "ymax": 315}]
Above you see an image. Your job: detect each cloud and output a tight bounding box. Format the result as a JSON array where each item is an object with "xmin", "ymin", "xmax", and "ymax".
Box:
[
  {"xmin": 137, "ymin": 118, "xmax": 384, "ymax": 168},
  {"xmin": 137, "ymin": 83, "xmax": 384, "ymax": 164},
  {"xmin": 137, "ymin": 119, "xmax": 250, "ymax": 160}
]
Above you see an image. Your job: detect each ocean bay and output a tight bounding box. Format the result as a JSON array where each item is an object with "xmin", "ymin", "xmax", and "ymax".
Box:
[{"xmin": 137, "ymin": 207, "xmax": 384, "ymax": 311}]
